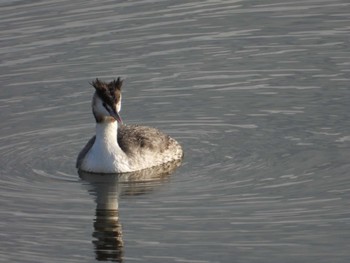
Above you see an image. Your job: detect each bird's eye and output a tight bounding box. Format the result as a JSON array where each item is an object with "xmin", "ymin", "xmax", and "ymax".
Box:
[{"xmin": 102, "ymin": 102, "xmax": 112, "ymax": 113}]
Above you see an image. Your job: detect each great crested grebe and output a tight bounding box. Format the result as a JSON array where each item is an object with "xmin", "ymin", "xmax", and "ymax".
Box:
[{"xmin": 76, "ymin": 78, "xmax": 183, "ymax": 173}]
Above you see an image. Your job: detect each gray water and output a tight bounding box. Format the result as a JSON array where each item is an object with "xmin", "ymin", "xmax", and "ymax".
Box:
[{"xmin": 1, "ymin": 0, "xmax": 350, "ymax": 262}]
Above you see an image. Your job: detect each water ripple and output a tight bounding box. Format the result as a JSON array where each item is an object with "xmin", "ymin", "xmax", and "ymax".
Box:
[{"xmin": 1, "ymin": 0, "xmax": 350, "ymax": 262}]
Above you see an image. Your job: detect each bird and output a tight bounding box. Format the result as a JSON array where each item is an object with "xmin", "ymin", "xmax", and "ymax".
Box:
[{"xmin": 76, "ymin": 78, "xmax": 183, "ymax": 173}]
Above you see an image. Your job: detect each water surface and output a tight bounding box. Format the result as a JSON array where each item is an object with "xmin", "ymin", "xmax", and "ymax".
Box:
[{"xmin": 1, "ymin": 0, "xmax": 350, "ymax": 262}]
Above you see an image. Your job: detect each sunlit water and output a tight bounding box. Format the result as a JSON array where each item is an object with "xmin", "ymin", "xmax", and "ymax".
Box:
[{"xmin": 1, "ymin": 0, "xmax": 350, "ymax": 262}]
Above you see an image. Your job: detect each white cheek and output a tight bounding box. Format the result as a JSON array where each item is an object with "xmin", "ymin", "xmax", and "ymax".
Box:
[
  {"xmin": 99, "ymin": 103, "xmax": 108, "ymax": 114},
  {"xmin": 93, "ymin": 96, "xmax": 109, "ymax": 115},
  {"xmin": 116, "ymin": 96, "xmax": 121, "ymax": 112}
]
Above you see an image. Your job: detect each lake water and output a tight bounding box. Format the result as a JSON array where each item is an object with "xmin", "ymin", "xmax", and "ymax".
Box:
[{"xmin": 1, "ymin": 0, "xmax": 350, "ymax": 262}]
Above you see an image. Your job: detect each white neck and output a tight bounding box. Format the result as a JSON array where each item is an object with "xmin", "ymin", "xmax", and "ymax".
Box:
[
  {"xmin": 95, "ymin": 120, "xmax": 118, "ymax": 144},
  {"xmin": 94, "ymin": 120, "xmax": 125, "ymax": 161},
  {"xmin": 82, "ymin": 120, "xmax": 131, "ymax": 173}
]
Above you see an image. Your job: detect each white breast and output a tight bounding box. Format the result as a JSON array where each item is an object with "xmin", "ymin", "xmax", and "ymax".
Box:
[{"xmin": 80, "ymin": 122, "xmax": 132, "ymax": 173}]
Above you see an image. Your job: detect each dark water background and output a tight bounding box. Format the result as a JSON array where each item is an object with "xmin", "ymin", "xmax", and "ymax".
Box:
[{"xmin": 1, "ymin": 1, "xmax": 350, "ymax": 262}]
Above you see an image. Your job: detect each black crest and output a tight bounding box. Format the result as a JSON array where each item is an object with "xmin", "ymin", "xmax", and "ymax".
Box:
[{"xmin": 91, "ymin": 77, "xmax": 123, "ymax": 107}]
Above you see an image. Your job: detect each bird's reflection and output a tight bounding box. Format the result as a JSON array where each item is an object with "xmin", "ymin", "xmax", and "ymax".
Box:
[
  {"xmin": 93, "ymin": 209, "xmax": 123, "ymax": 261},
  {"xmin": 79, "ymin": 159, "xmax": 182, "ymax": 262}
]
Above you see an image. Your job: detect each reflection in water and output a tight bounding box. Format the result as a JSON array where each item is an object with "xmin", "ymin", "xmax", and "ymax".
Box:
[
  {"xmin": 93, "ymin": 209, "xmax": 123, "ymax": 262},
  {"xmin": 79, "ymin": 159, "xmax": 182, "ymax": 262}
]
